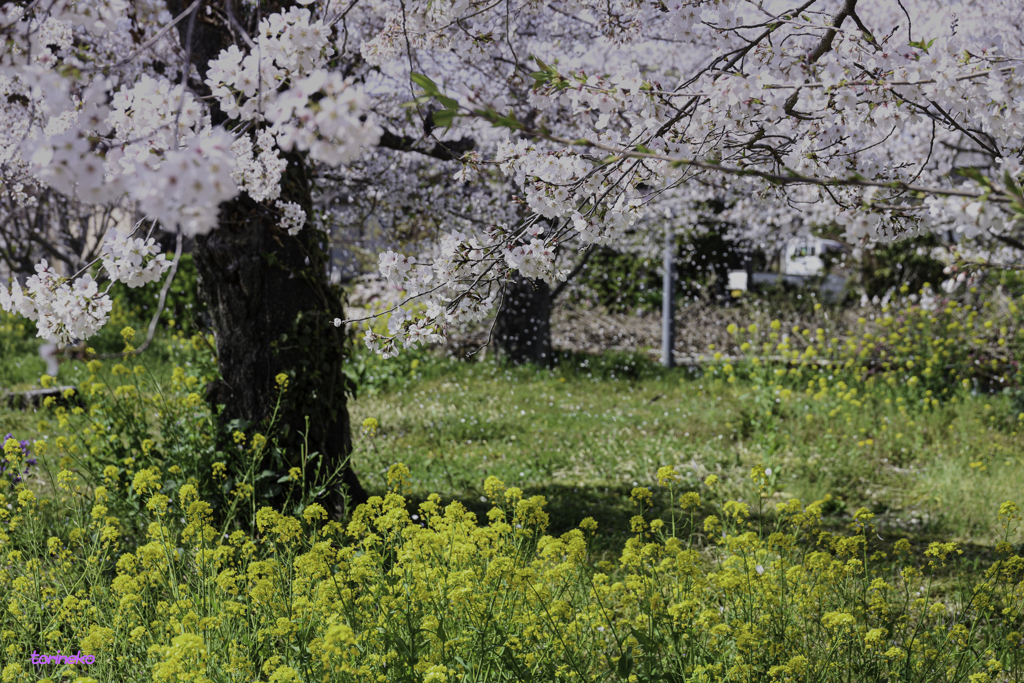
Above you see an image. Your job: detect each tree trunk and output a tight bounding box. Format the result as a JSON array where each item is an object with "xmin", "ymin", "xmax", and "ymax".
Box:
[
  {"xmin": 194, "ymin": 155, "xmax": 367, "ymax": 520},
  {"xmin": 166, "ymin": 0, "xmax": 367, "ymax": 521},
  {"xmin": 493, "ymin": 274, "xmax": 553, "ymax": 367}
]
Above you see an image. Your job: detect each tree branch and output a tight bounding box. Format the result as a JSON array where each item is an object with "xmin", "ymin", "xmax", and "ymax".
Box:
[
  {"xmin": 807, "ymin": 0, "xmax": 857, "ymax": 64},
  {"xmin": 551, "ymin": 246, "xmax": 596, "ymax": 300},
  {"xmin": 991, "ymin": 232, "xmax": 1024, "ymax": 253},
  {"xmin": 519, "ymin": 128, "xmax": 1008, "ymax": 203},
  {"xmin": 376, "ymin": 128, "xmax": 476, "ymax": 161}
]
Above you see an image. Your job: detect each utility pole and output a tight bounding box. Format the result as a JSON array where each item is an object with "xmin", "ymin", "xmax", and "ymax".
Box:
[{"xmin": 662, "ymin": 228, "xmax": 675, "ymax": 368}]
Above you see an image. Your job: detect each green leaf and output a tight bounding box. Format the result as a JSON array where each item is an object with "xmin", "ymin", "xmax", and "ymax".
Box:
[
  {"xmin": 482, "ymin": 111, "xmax": 524, "ymax": 130},
  {"xmin": 401, "ymin": 96, "xmax": 434, "ymax": 109},
  {"xmin": 1004, "ymin": 170, "xmax": 1023, "ymax": 198},
  {"xmin": 472, "ymin": 106, "xmax": 498, "ymax": 122},
  {"xmin": 957, "ymin": 167, "xmax": 992, "ymax": 187},
  {"xmin": 410, "ymin": 73, "xmax": 439, "ymax": 95},
  {"xmin": 437, "ymin": 94, "xmax": 459, "ymax": 110},
  {"xmin": 433, "ymin": 108, "xmax": 456, "ymax": 128},
  {"xmin": 617, "ymin": 647, "xmax": 634, "ymax": 679},
  {"xmin": 629, "ymin": 627, "xmax": 659, "ymax": 651}
]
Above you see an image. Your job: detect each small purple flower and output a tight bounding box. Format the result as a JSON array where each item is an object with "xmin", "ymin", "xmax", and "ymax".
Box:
[{"xmin": 2, "ymin": 433, "xmax": 36, "ymax": 485}]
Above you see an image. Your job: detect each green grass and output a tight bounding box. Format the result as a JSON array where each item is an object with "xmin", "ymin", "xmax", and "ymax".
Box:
[
  {"xmin": 3, "ymin": 319, "xmax": 1022, "ymax": 564},
  {"xmin": 0, "ymin": 332, "xmax": 184, "ymax": 395},
  {"xmin": 348, "ymin": 352, "xmax": 1024, "ymax": 561},
  {"xmin": 0, "ymin": 325, "xmax": 209, "ymax": 467}
]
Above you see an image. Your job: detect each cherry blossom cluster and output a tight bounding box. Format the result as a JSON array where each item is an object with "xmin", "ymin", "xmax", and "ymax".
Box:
[
  {"xmin": 28, "ymin": 130, "xmax": 124, "ymax": 206},
  {"xmin": 332, "ymin": 0, "xmax": 1024, "ymax": 356},
  {"xmin": 205, "ymin": 6, "xmax": 334, "ymax": 122},
  {"xmin": 100, "ymin": 231, "xmax": 171, "ymax": 288},
  {"xmin": 0, "ymin": 227, "xmax": 169, "ymax": 344},
  {"xmin": 129, "ymin": 129, "xmax": 241, "ymax": 237},
  {"xmin": 205, "ymin": 6, "xmax": 381, "ymax": 168},
  {"xmin": 495, "ymin": 139, "xmax": 646, "ymax": 245},
  {"xmin": 232, "ymin": 130, "xmax": 288, "ymax": 203},
  {"xmin": 5, "ymin": 0, "xmax": 1024, "ymax": 358},
  {"xmin": 925, "ymin": 177, "xmax": 1022, "ymax": 240},
  {"xmin": 0, "ymin": 262, "xmax": 111, "ymax": 345},
  {"xmin": 933, "ymin": 243, "xmax": 1023, "ymax": 283},
  {"xmin": 267, "ymin": 70, "xmax": 382, "ymax": 165},
  {"xmin": 13, "ymin": 69, "xmax": 236, "ymax": 236},
  {"xmin": 501, "ymin": 227, "xmax": 571, "ymax": 283},
  {"xmin": 108, "ymin": 74, "xmax": 208, "ymax": 159},
  {"xmin": 360, "ymin": 0, "xmax": 471, "ymax": 67},
  {"xmin": 0, "ymin": 224, "xmax": 167, "ymax": 344},
  {"xmin": 345, "ymin": 228, "xmax": 515, "ymax": 357},
  {"xmin": 0, "ymin": 0, "xmax": 128, "ymax": 48},
  {"xmin": 1, "ymin": 0, "xmax": 383, "ymax": 341},
  {"xmin": 276, "ymin": 200, "xmax": 306, "ymax": 236},
  {"xmin": 478, "ymin": 2, "xmax": 1024, "ymax": 241}
]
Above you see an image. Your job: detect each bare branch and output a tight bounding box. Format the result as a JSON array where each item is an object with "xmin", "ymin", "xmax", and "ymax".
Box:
[
  {"xmin": 806, "ymin": 0, "xmax": 858, "ymax": 64},
  {"xmin": 377, "ymin": 127, "xmax": 476, "ymax": 161}
]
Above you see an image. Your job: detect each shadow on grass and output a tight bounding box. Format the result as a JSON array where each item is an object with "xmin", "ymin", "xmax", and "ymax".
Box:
[
  {"xmin": 395, "ymin": 482, "xmax": 645, "ymax": 561},
  {"xmin": 382, "ymin": 482, "xmax": 1013, "ymax": 582}
]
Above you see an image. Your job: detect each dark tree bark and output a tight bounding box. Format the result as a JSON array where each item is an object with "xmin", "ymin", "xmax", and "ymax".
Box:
[
  {"xmin": 194, "ymin": 155, "xmax": 367, "ymax": 519},
  {"xmin": 167, "ymin": 0, "xmax": 367, "ymax": 519},
  {"xmin": 493, "ymin": 274, "xmax": 553, "ymax": 367},
  {"xmin": 161, "ymin": 0, "xmax": 484, "ymax": 521}
]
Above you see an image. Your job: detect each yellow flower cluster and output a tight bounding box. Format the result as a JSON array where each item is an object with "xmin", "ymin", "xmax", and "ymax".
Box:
[
  {"xmin": 2, "ymin": 456, "xmax": 1021, "ymax": 683},
  {"xmin": 708, "ymin": 291, "xmax": 1024, "ymax": 410}
]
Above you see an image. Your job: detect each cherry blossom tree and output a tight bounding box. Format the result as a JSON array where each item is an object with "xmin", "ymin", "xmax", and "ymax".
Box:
[
  {"xmin": 365, "ymin": 0, "xmax": 1024, "ymax": 355},
  {"xmin": 2, "ymin": 0, "xmax": 1024, "ymax": 513}
]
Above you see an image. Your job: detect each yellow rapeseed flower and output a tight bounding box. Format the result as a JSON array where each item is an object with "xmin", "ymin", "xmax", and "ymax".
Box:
[
  {"xmin": 679, "ymin": 492, "xmax": 700, "ymax": 510},
  {"xmin": 629, "ymin": 486, "xmax": 653, "ymax": 507},
  {"xmin": 656, "ymin": 466, "xmax": 680, "ymax": 486},
  {"xmin": 131, "ymin": 468, "xmax": 162, "ymax": 496},
  {"xmin": 251, "ymin": 433, "xmax": 268, "ymax": 452}
]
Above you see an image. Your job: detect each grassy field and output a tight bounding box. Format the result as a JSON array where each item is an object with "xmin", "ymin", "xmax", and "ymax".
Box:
[
  {"xmin": 4, "ymin": 292, "xmax": 1024, "ymax": 563},
  {"xmin": 347, "ymin": 351, "xmax": 1024, "ymax": 563},
  {"xmin": 4, "ymin": 329, "xmax": 1023, "ymax": 558},
  {"xmin": 3, "ymin": 304, "xmax": 1024, "ymax": 682}
]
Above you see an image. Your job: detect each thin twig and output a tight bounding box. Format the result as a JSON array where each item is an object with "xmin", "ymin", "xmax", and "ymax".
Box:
[
  {"xmin": 96, "ymin": 232, "xmax": 183, "ymax": 360},
  {"xmin": 93, "ymin": 0, "xmax": 201, "ymax": 71},
  {"xmin": 520, "ymin": 129, "xmax": 1009, "ymax": 203}
]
